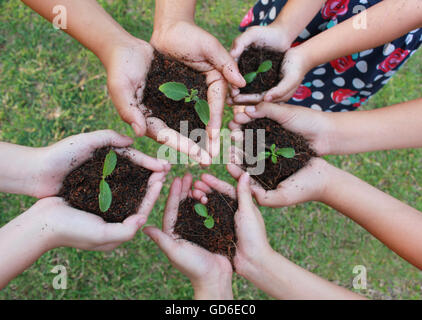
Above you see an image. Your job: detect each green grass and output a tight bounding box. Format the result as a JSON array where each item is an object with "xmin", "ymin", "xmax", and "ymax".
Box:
[{"xmin": 1, "ymin": 0, "xmax": 421, "ymax": 300}]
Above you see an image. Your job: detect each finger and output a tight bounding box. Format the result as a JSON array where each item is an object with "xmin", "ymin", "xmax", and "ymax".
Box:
[
  {"xmin": 180, "ymin": 173, "xmax": 193, "ymax": 200},
  {"xmin": 143, "ymin": 226, "xmax": 176, "ymax": 255},
  {"xmin": 233, "ymin": 93, "xmax": 265, "ymax": 104},
  {"xmin": 84, "ymin": 130, "xmax": 134, "ymax": 149},
  {"xmin": 114, "ymin": 147, "xmax": 171, "ymax": 172},
  {"xmin": 163, "ymin": 177, "xmax": 182, "ymax": 234},
  {"xmin": 193, "ymin": 180, "xmax": 213, "ymax": 194},
  {"xmin": 134, "ymin": 172, "xmax": 166, "ymax": 221},
  {"xmin": 200, "ymin": 174, "xmax": 236, "ymax": 199},
  {"xmin": 237, "ymin": 173, "xmax": 255, "ymax": 209},
  {"xmin": 203, "ymin": 38, "xmax": 246, "ymax": 88},
  {"xmin": 233, "ymin": 111, "xmax": 253, "ymax": 125},
  {"xmin": 228, "ymin": 120, "xmax": 242, "ymax": 132},
  {"xmin": 246, "ymin": 102, "xmax": 297, "ymax": 125},
  {"xmin": 146, "ymin": 117, "xmax": 212, "ymax": 166},
  {"xmin": 108, "ymin": 80, "xmax": 147, "ymax": 136},
  {"xmin": 192, "ymin": 189, "xmax": 208, "ymax": 204},
  {"xmin": 206, "ymin": 72, "xmax": 226, "ymax": 158},
  {"xmin": 264, "ymin": 79, "xmax": 300, "ymax": 103},
  {"xmin": 99, "ymin": 222, "xmax": 139, "ymax": 244},
  {"xmin": 230, "ymin": 32, "xmax": 253, "ymax": 59}
]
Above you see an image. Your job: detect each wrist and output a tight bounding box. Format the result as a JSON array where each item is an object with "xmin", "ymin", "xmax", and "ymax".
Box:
[
  {"xmin": 318, "ymin": 163, "xmax": 346, "ymax": 205},
  {"xmin": 290, "ymin": 43, "xmax": 316, "ymax": 75},
  {"xmin": 192, "ymin": 273, "xmax": 233, "ymax": 300}
]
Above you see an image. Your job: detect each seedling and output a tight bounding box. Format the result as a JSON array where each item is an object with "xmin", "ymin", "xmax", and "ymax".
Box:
[
  {"xmin": 194, "ymin": 203, "xmax": 214, "ymax": 229},
  {"xmin": 259, "ymin": 144, "xmax": 295, "ymax": 164},
  {"xmin": 244, "ymin": 60, "xmax": 273, "ymax": 84},
  {"xmin": 99, "ymin": 150, "xmax": 117, "ymax": 212},
  {"xmin": 159, "ymin": 82, "xmax": 210, "ymax": 126}
]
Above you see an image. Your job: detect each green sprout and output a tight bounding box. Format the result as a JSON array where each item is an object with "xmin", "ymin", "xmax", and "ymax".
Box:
[
  {"xmin": 99, "ymin": 150, "xmax": 117, "ymax": 212},
  {"xmin": 244, "ymin": 60, "xmax": 273, "ymax": 84},
  {"xmin": 194, "ymin": 203, "xmax": 214, "ymax": 229},
  {"xmin": 259, "ymin": 144, "xmax": 295, "ymax": 164},
  {"xmin": 159, "ymin": 82, "xmax": 210, "ymax": 126}
]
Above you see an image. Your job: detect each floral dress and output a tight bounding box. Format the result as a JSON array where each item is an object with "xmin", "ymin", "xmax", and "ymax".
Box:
[{"xmin": 239, "ymin": 0, "xmax": 422, "ymax": 111}]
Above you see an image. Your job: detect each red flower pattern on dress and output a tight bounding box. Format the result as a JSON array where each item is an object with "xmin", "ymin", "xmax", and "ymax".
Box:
[
  {"xmin": 240, "ymin": 8, "xmax": 254, "ymax": 28},
  {"xmin": 292, "ymin": 85, "xmax": 312, "ymax": 101},
  {"xmin": 321, "ymin": 0, "xmax": 350, "ymax": 20},
  {"xmin": 331, "ymin": 89, "xmax": 358, "ymax": 104},
  {"xmin": 378, "ymin": 48, "xmax": 410, "ymax": 73},
  {"xmin": 330, "ymin": 55, "xmax": 356, "ymax": 74}
]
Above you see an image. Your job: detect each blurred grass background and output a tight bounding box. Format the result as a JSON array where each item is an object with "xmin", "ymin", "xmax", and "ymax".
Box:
[{"xmin": 0, "ymin": 0, "xmax": 421, "ymax": 299}]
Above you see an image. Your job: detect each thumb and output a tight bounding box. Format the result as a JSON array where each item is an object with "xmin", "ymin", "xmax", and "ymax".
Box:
[
  {"xmin": 143, "ymin": 226, "xmax": 175, "ymax": 255},
  {"xmin": 205, "ymin": 40, "xmax": 246, "ymax": 88},
  {"xmin": 264, "ymin": 75, "xmax": 302, "ymax": 103},
  {"xmin": 230, "ymin": 31, "xmax": 254, "ymax": 59},
  {"xmin": 100, "ymin": 223, "xmax": 138, "ymax": 244},
  {"xmin": 237, "ymin": 172, "xmax": 255, "ymax": 210},
  {"xmin": 108, "ymin": 80, "xmax": 147, "ymax": 136}
]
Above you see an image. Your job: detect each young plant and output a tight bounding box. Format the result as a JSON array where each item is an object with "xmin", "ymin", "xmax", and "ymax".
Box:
[
  {"xmin": 194, "ymin": 203, "xmax": 214, "ymax": 229},
  {"xmin": 244, "ymin": 60, "xmax": 273, "ymax": 84},
  {"xmin": 259, "ymin": 144, "xmax": 295, "ymax": 164},
  {"xmin": 99, "ymin": 150, "xmax": 117, "ymax": 212},
  {"xmin": 159, "ymin": 82, "xmax": 210, "ymax": 126}
]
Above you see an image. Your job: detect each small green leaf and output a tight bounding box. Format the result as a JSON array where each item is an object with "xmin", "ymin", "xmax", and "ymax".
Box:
[
  {"xmin": 270, "ymin": 144, "xmax": 276, "ymax": 152},
  {"xmin": 257, "ymin": 60, "xmax": 272, "ymax": 73},
  {"xmin": 244, "ymin": 72, "xmax": 257, "ymax": 84},
  {"xmin": 194, "ymin": 99, "xmax": 210, "ymax": 125},
  {"xmin": 276, "ymin": 147, "xmax": 295, "ymax": 159},
  {"xmin": 271, "ymin": 154, "xmax": 278, "ymax": 164},
  {"xmin": 99, "ymin": 180, "xmax": 112, "ymax": 212},
  {"xmin": 204, "ymin": 216, "xmax": 214, "ymax": 229},
  {"xmin": 159, "ymin": 82, "xmax": 189, "ymax": 101},
  {"xmin": 194, "ymin": 203, "xmax": 208, "ymax": 217},
  {"xmin": 103, "ymin": 150, "xmax": 117, "ymax": 178}
]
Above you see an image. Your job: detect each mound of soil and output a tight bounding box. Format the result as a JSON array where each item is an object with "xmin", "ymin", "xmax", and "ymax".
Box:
[
  {"xmin": 242, "ymin": 118, "xmax": 316, "ymax": 190},
  {"xmin": 143, "ymin": 51, "xmax": 207, "ymax": 139},
  {"xmin": 175, "ymin": 191, "xmax": 238, "ymax": 264},
  {"xmin": 59, "ymin": 147, "xmax": 153, "ymax": 223},
  {"xmin": 238, "ymin": 46, "xmax": 284, "ymax": 94}
]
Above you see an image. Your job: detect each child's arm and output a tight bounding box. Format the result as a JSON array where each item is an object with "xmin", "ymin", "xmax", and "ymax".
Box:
[
  {"xmin": 193, "ymin": 173, "xmax": 364, "ymax": 299},
  {"xmin": 0, "ymin": 197, "xmax": 142, "ymax": 289},
  {"xmin": 243, "ymin": 0, "xmax": 422, "ymax": 103},
  {"xmin": 21, "ymin": 0, "xmax": 154, "ymax": 136}
]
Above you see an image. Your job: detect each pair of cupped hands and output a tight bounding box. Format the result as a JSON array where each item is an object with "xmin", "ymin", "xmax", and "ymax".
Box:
[{"xmin": 107, "ymin": 21, "xmax": 309, "ymax": 164}]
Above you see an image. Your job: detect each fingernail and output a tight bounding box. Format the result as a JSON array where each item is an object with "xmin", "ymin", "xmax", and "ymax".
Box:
[
  {"xmin": 137, "ymin": 216, "xmax": 147, "ymax": 227},
  {"xmin": 264, "ymin": 95, "xmax": 273, "ymax": 102},
  {"xmin": 245, "ymin": 106, "xmax": 256, "ymax": 113},
  {"xmin": 131, "ymin": 123, "xmax": 141, "ymax": 136}
]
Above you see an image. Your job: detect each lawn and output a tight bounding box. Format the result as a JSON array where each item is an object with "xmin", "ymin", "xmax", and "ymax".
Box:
[{"xmin": 0, "ymin": 0, "xmax": 421, "ymax": 300}]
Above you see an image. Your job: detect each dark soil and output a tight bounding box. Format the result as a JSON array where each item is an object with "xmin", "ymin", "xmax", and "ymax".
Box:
[
  {"xmin": 59, "ymin": 147, "xmax": 153, "ymax": 223},
  {"xmin": 143, "ymin": 51, "xmax": 207, "ymax": 140},
  {"xmin": 242, "ymin": 118, "xmax": 316, "ymax": 190},
  {"xmin": 238, "ymin": 46, "xmax": 284, "ymax": 94},
  {"xmin": 175, "ymin": 191, "xmax": 238, "ymax": 264}
]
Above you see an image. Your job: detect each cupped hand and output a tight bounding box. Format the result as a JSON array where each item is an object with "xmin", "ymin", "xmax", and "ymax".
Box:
[
  {"xmin": 229, "ymin": 44, "xmax": 311, "ymax": 104},
  {"xmin": 193, "ymin": 173, "xmax": 273, "ymax": 277},
  {"xmin": 29, "ymin": 197, "xmax": 143, "ymax": 251},
  {"xmin": 150, "ymin": 20, "xmax": 246, "ymax": 159},
  {"xmin": 143, "ymin": 174, "xmax": 233, "ymax": 299},
  {"xmin": 227, "ymin": 102, "xmax": 333, "ymax": 207},
  {"xmin": 106, "ymin": 37, "xmax": 154, "ymax": 137},
  {"xmin": 34, "ymin": 130, "xmax": 171, "ymax": 219}
]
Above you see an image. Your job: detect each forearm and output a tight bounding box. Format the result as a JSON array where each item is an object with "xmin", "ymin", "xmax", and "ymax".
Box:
[
  {"xmin": 241, "ymin": 250, "xmax": 363, "ymax": 299},
  {"xmin": 326, "ymin": 98, "xmax": 422, "ymax": 155},
  {"xmin": 0, "ymin": 142, "xmax": 44, "ymax": 196},
  {"xmin": 0, "ymin": 208, "xmax": 52, "ymax": 289},
  {"xmin": 297, "ymin": 0, "xmax": 422, "ymax": 68},
  {"xmin": 322, "ymin": 164, "xmax": 422, "ymax": 269},
  {"xmin": 193, "ymin": 273, "xmax": 233, "ymax": 300},
  {"xmin": 154, "ymin": 0, "xmax": 196, "ymax": 29},
  {"xmin": 271, "ymin": 0, "xmax": 325, "ymax": 44},
  {"xmin": 21, "ymin": 0, "xmax": 135, "ymax": 68}
]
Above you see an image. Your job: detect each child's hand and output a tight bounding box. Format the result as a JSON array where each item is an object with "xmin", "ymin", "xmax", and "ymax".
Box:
[
  {"xmin": 28, "ymin": 197, "xmax": 143, "ymax": 251},
  {"xmin": 150, "ymin": 20, "xmax": 246, "ymax": 159},
  {"xmin": 230, "ymin": 44, "xmax": 311, "ymax": 104},
  {"xmin": 34, "ymin": 130, "xmax": 170, "ymax": 215},
  {"xmin": 106, "ymin": 38, "xmax": 154, "ymax": 137},
  {"xmin": 143, "ymin": 174, "xmax": 233, "ymax": 300},
  {"xmin": 193, "ymin": 173, "xmax": 273, "ymax": 277},
  {"xmin": 227, "ymin": 102, "xmax": 333, "ymax": 207}
]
